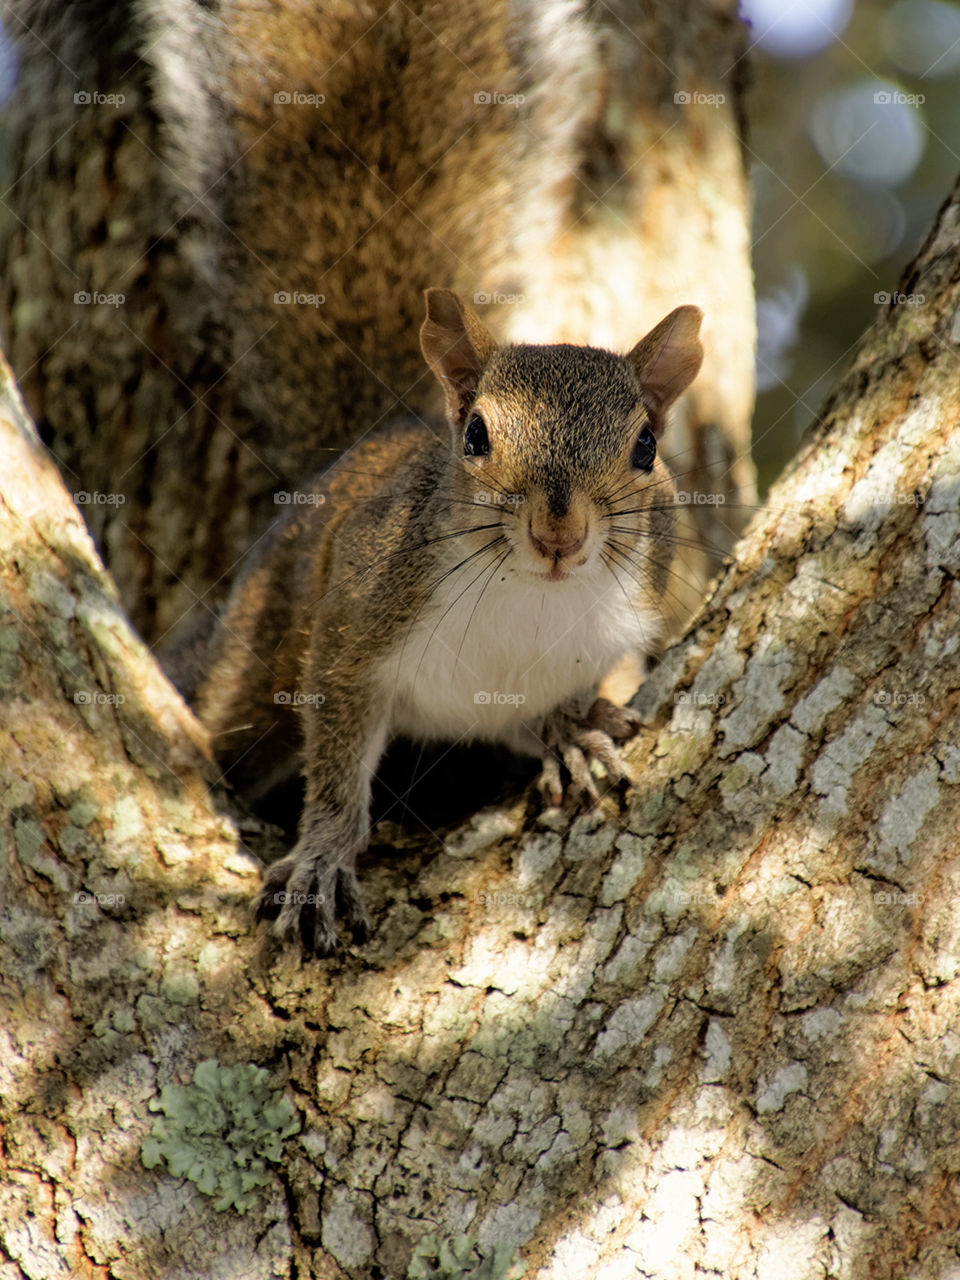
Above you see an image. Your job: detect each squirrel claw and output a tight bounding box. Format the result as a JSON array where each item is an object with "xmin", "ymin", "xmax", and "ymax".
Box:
[
  {"xmin": 586, "ymin": 697, "xmax": 642, "ymax": 740},
  {"xmin": 254, "ymin": 854, "xmax": 368, "ymax": 956},
  {"xmin": 334, "ymin": 866, "xmax": 371, "ymax": 945},
  {"xmin": 254, "ymin": 856, "xmax": 293, "ymax": 922},
  {"xmin": 536, "ymin": 754, "xmax": 565, "ymax": 808},
  {"xmin": 560, "ymin": 741, "xmax": 601, "ymax": 806},
  {"xmin": 536, "ymin": 696, "xmax": 639, "ymax": 810}
]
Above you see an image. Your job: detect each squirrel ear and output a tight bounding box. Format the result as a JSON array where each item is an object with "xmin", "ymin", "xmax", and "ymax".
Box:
[
  {"xmin": 626, "ymin": 305, "xmax": 704, "ymax": 434},
  {"xmin": 420, "ymin": 288, "xmax": 498, "ymax": 425}
]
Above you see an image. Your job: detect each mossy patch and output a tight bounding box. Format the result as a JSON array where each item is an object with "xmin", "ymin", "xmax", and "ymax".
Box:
[
  {"xmin": 408, "ymin": 1235, "xmax": 525, "ymax": 1280},
  {"xmin": 141, "ymin": 1058, "xmax": 299, "ymax": 1213}
]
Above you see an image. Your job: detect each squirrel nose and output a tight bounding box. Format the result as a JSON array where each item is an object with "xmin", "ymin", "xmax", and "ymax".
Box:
[{"xmin": 530, "ymin": 528, "xmax": 587, "ymax": 561}]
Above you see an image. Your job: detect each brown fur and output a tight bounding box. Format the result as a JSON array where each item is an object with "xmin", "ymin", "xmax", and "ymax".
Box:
[{"xmin": 195, "ymin": 290, "xmax": 703, "ymax": 952}]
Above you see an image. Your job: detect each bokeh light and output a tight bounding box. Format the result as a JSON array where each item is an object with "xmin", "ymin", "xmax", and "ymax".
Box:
[
  {"xmin": 809, "ymin": 80, "xmax": 925, "ymax": 186},
  {"xmin": 746, "ymin": 0, "xmax": 957, "ymax": 492},
  {"xmin": 0, "ymin": 22, "xmax": 17, "ymax": 108},
  {"xmin": 882, "ymin": 0, "xmax": 960, "ymax": 76},
  {"xmin": 739, "ymin": 0, "xmax": 853, "ymax": 58},
  {"xmin": 756, "ymin": 267, "xmax": 809, "ymax": 393}
]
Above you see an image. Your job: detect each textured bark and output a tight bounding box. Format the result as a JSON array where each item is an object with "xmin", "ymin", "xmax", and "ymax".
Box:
[
  {"xmin": 0, "ymin": 0, "xmax": 754, "ymax": 645},
  {"xmin": 3, "ymin": 163, "xmax": 960, "ymax": 1278}
]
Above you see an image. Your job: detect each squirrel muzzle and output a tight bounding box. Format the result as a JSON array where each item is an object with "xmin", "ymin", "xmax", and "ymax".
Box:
[{"xmin": 525, "ymin": 490, "xmax": 591, "ymax": 577}]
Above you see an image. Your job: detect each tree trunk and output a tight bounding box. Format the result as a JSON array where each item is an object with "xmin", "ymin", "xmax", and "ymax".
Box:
[
  {"xmin": 2, "ymin": 142, "xmax": 960, "ymax": 1280},
  {"xmin": 0, "ymin": 0, "xmax": 754, "ymax": 646}
]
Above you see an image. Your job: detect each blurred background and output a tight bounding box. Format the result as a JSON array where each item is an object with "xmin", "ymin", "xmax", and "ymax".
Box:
[
  {"xmin": 0, "ymin": 2, "xmax": 956, "ymax": 499},
  {"xmin": 741, "ymin": 0, "xmax": 960, "ymax": 492}
]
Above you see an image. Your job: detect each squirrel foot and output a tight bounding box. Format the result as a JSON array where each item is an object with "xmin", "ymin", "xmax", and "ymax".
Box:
[
  {"xmin": 255, "ymin": 847, "xmax": 369, "ymax": 955},
  {"xmin": 536, "ymin": 696, "xmax": 641, "ymax": 808}
]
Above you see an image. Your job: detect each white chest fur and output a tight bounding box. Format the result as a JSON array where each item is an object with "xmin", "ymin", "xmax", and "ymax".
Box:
[{"xmin": 383, "ymin": 559, "xmax": 659, "ymax": 743}]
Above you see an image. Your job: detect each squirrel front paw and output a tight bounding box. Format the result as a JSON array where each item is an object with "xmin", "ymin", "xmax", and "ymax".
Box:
[
  {"xmin": 536, "ymin": 697, "xmax": 641, "ymax": 808},
  {"xmin": 254, "ymin": 846, "xmax": 369, "ymax": 955}
]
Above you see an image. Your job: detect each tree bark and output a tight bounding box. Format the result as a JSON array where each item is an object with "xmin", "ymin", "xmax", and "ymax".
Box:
[
  {"xmin": 0, "ymin": 0, "xmax": 755, "ymax": 646},
  {"xmin": 2, "ymin": 153, "xmax": 960, "ymax": 1280}
]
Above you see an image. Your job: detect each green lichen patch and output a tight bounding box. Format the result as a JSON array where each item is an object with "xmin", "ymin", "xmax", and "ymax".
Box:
[
  {"xmin": 141, "ymin": 1058, "xmax": 299, "ymax": 1213},
  {"xmin": 408, "ymin": 1235, "xmax": 525, "ymax": 1280}
]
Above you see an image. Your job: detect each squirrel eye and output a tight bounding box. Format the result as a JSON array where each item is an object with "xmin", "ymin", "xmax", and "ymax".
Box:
[
  {"xmin": 631, "ymin": 425, "xmax": 657, "ymax": 473},
  {"xmin": 463, "ymin": 413, "xmax": 490, "ymax": 457}
]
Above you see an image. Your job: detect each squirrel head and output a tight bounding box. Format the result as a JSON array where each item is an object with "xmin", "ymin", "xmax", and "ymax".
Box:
[{"xmin": 419, "ymin": 288, "xmax": 703, "ymax": 583}]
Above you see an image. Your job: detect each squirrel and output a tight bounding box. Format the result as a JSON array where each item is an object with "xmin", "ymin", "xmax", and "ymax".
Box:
[{"xmin": 194, "ymin": 288, "xmax": 703, "ymax": 953}]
